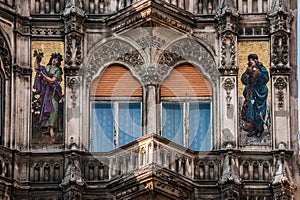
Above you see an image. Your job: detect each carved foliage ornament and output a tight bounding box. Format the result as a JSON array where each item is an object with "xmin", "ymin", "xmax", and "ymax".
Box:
[
  {"xmin": 220, "ymin": 32, "xmax": 237, "ymax": 74},
  {"xmin": 86, "ymin": 40, "xmax": 144, "ymax": 85},
  {"xmin": 0, "ymin": 35, "xmax": 11, "ymax": 77},
  {"xmin": 222, "ymin": 78, "xmax": 235, "ymax": 108},
  {"xmin": 271, "ymin": 33, "xmax": 289, "ymax": 73},
  {"xmin": 67, "ymin": 77, "xmax": 81, "ymax": 108},
  {"xmin": 274, "ymin": 77, "xmax": 287, "ymax": 108},
  {"xmin": 66, "ymin": 33, "xmax": 83, "ymax": 67},
  {"xmin": 158, "ymin": 39, "xmax": 217, "ymax": 84}
]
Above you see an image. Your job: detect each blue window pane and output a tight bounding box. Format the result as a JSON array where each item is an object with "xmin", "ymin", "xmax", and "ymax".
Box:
[
  {"xmin": 162, "ymin": 103, "xmax": 184, "ymax": 146},
  {"xmin": 189, "ymin": 103, "xmax": 211, "ymax": 151},
  {"xmin": 118, "ymin": 103, "xmax": 142, "ymax": 147},
  {"xmin": 91, "ymin": 103, "xmax": 114, "ymax": 152}
]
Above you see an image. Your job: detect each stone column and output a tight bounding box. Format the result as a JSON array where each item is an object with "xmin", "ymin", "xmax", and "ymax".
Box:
[{"xmin": 146, "ymin": 84, "xmax": 157, "ymax": 135}]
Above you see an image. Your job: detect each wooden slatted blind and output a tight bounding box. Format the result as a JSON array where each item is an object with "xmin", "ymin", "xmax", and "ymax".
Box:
[
  {"xmin": 160, "ymin": 65, "xmax": 212, "ymax": 97},
  {"xmin": 90, "ymin": 65, "xmax": 142, "ymax": 97}
]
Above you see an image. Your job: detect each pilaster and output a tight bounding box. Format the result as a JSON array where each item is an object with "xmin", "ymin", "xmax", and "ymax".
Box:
[
  {"xmin": 215, "ymin": 0, "xmax": 240, "ymax": 148},
  {"xmin": 267, "ymin": 0, "xmax": 293, "ymax": 149},
  {"xmin": 218, "ymin": 147, "xmax": 243, "ymax": 200},
  {"xmin": 62, "ymin": 0, "xmax": 86, "ymax": 150},
  {"xmin": 60, "ymin": 151, "xmax": 86, "ymax": 200},
  {"xmin": 272, "ymin": 144, "xmax": 296, "ymax": 199}
]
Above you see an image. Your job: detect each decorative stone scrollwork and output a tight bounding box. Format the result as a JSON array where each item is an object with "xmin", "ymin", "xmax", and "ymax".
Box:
[
  {"xmin": 158, "ymin": 39, "xmax": 217, "ymax": 84},
  {"xmin": 222, "ymin": 78, "xmax": 235, "ymax": 108},
  {"xmin": 220, "ymin": 32, "xmax": 237, "ymax": 73},
  {"xmin": 86, "ymin": 39, "xmax": 145, "ymax": 85},
  {"xmin": 66, "ymin": 33, "xmax": 83, "ymax": 67},
  {"xmin": 67, "ymin": 77, "xmax": 81, "ymax": 108},
  {"xmin": 274, "ymin": 77, "xmax": 287, "ymax": 108},
  {"xmin": 31, "ymin": 27, "xmax": 65, "ymax": 36},
  {"xmin": 136, "ymin": 35, "xmax": 166, "ymax": 49},
  {"xmin": 271, "ymin": 33, "xmax": 290, "ymax": 73},
  {"xmin": 0, "ymin": 35, "xmax": 11, "ymax": 77}
]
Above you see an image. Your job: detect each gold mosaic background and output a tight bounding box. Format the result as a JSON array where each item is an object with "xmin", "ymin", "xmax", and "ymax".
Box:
[
  {"xmin": 31, "ymin": 40, "xmax": 64, "ymax": 93},
  {"xmin": 238, "ymin": 41, "xmax": 270, "ymax": 99}
]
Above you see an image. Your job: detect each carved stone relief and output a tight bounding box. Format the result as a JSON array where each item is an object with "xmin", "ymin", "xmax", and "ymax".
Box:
[
  {"xmin": 86, "ymin": 39, "xmax": 145, "ymax": 85},
  {"xmin": 158, "ymin": 39, "xmax": 217, "ymax": 84},
  {"xmin": 0, "ymin": 34, "xmax": 11, "ymax": 77},
  {"xmin": 220, "ymin": 32, "xmax": 237, "ymax": 71},
  {"xmin": 67, "ymin": 77, "xmax": 81, "ymax": 108},
  {"xmin": 66, "ymin": 33, "xmax": 83, "ymax": 67},
  {"xmin": 274, "ymin": 77, "xmax": 287, "ymax": 109},
  {"xmin": 271, "ymin": 33, "xmax": 290, "ymax": 73},
  {"xmin": 222, "ymin": 78, "xmax": 234, "ymax": 108}
]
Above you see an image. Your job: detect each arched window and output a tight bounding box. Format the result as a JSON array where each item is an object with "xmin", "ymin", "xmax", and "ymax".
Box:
[
  {"xmin": 90, "ymin": 65, "xmax": 143, "ymax": 152},
  {"xmin": 160, "ymin": 65, "xmax": 212, "ymax": 151}
]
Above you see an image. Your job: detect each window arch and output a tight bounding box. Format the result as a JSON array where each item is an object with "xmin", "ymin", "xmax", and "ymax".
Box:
[
  {"xmin": 160, "ymin": 64, "xmax": 212, "ymax": 151},
  {"xmin": 90, "ymin": 65, "xmax": 143, "ymax": 152}
]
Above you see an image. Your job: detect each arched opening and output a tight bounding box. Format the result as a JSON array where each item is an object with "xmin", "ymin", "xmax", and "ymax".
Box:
[
  {"xmin": 90, "ymin": 65, "xmax": 143, "ymax": 152},
  {"xmin": 160, "ymin": 64, "xmax": 212, "ymax": 150}
]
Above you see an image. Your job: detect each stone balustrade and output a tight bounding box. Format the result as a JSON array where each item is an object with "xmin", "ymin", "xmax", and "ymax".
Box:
[
  {"xmin": 28, "ymin": 0, "xmax": 276, "ymax": 15},
  {"xmin": 0, "ymin": 135, "xmax": 280, "ymax": 187}
]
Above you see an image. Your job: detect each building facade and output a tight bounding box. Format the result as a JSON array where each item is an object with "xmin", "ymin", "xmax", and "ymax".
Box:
[{"xmin": 0, "ymin": 0, "xmax": 298, "ymax": 199}]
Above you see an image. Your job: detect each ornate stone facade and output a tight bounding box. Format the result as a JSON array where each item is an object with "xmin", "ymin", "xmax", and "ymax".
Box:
[{"xmin": 0, "ymin": 0, "xmax": 298, "ymax": 199}]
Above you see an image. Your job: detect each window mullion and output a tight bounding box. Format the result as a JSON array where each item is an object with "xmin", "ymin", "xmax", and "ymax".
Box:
[
  {"xmin": 184, "ymin": 101, "xmax": 189, "ymax": 148},
  {"xmin": 114, "ymin": 102, "xmax": 119, "ymax": 149}
]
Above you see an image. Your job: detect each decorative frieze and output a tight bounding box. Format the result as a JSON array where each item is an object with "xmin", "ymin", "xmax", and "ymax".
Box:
[{"xmin": 31, "ymin": 27, "xmax": 65, "ymax": 36}]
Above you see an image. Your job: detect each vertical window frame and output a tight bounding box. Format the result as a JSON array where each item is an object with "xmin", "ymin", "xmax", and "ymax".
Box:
[
  {"xmin": 160, "ymin": 97, "xmax": 212, "ymax": 151},
  {"xmin": 90, "ymin": 96, "xmax": 142, "ymax": 152}
]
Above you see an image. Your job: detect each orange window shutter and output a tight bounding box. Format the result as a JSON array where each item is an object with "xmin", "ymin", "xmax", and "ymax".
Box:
[
  {"xmin": 160, "ymin": 65, "xmax": 212, "ymax": 97},
  {"xmin": 90, "ymin": 65, "xmax": 142, "ymax": 97}
]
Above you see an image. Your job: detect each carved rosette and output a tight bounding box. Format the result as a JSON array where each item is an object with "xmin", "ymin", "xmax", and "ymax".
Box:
[
  {"xmin": 274, "ymin": 77, "xmax": 287, "ymax": 108},
  {"xmin": 67, "ymin": 77, "xmax": 81, "ymax": 108},
  {"xmin": 0, "ymin": 35, "xmax": 11, "ymax": 77},
  {"xmin": 222, "ymin": 78, "xmax": 235, "ymax": 108},
  {"xmin": 158, "ymin": 39, "xmax": 217, "ymax": 84}
]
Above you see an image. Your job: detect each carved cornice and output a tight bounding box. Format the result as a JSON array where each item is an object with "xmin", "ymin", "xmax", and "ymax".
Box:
[{"xmin": 107, "ymin": 0, "xmax": 194, "ymax": 34}]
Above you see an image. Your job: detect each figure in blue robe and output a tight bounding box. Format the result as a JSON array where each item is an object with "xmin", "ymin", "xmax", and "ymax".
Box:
[{"xmin": 241, "ymin": 54, "xmax": 269, "ymax": 137}]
